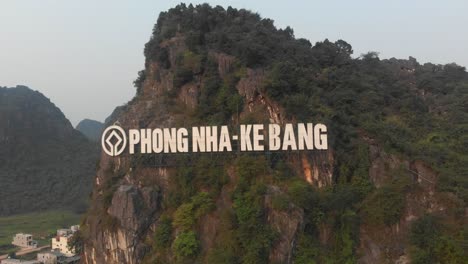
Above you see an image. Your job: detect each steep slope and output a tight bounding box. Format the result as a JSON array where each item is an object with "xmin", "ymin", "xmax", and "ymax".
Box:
[
  {"xmin": 0, "ymin": 85, "xmax": 99, "ymax": 215},
  {"xmin": 76, "ymin": 119, "xmax": 104, "ymax": 142},
  {"xmin": 82, "ymin": 4, "xmax": 467, "ymax": 264}
]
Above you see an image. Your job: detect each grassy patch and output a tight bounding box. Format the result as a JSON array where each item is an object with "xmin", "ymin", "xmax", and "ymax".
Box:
[{"xmin": 0, "ymin": 210, "xmax": 81, "ymax": 254}]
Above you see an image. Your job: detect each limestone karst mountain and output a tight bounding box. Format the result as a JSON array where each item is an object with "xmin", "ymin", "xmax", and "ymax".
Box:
[
  {"xmin": 0, "ymin": 85, "xmax": 99, "ymax": 216},
  {"xmin": 76, "ymin": 118, "xmax": 104, "ymax": 142},
  {"xmin": 81, "ymin": 4, "xmax": 467, "ymax": 264}
]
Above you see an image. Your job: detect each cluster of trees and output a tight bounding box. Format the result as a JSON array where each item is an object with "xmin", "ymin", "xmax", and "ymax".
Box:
[{"xmin": 409, "ymin": 215, "xmax": 466, "ymax": 263}]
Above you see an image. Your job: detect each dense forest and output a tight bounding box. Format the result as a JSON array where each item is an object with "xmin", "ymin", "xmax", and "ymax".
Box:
[
  {"xmin": 83, "ymin": 4, "xmax": 467, "ymax": 264},
  {"xmin": 0, "ymin": 86, "xmax": 99, "ymax": 216}
]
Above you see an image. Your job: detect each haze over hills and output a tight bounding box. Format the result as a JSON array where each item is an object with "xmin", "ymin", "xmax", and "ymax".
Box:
[
  {"xmin": 76, "ymin": 119, "xmax": 104, "ymax": 142},
  {"xmin": 0, "ymin": 85, "xmax": 99, "ymax": 216}
]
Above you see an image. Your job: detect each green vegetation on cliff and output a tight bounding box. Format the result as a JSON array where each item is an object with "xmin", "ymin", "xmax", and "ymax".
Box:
[{"xmin": 85, "ymin": 4, "xmax": 467, "ymax": 264}]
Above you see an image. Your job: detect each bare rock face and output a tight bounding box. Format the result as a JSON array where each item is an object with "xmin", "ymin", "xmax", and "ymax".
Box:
[
  {"xmin": 358, "ymin": 143, "xmax": 413, "ymax": 263},
  {"xmin": 108, "ymin": 185, "xmax": 160, "ymax": 234},
  {"xmin": 235, "ymin": 68, "xmax": 283, "ymax": 125},
  {"xmin": 300, "ymin": 152, "xmax": 334, "ymax": 187},
  {"xmin": 358, "ymin": 143, "xmax": 463, "ymax": 264},
  {"xmin": 235, "ymin": 68, "xmax": 335, "ymax": 187},
  {"xmin": 178, "ymin": 82, "xmax": 200, "ymax": 109},
  {"xmin": 359, "ymin": 231, "xmax": 382, "ymax": 264},
  {"xmin": 368, "ymin": 143, "xmax": 409, "ymax": 188},
  {"xmin": 83, "ymin": 56, "xmax": 176, "ymax": 262},
  {"xmin": 84, "ymin": 185, "xmax": 160, "ymax": 264},
  {"xmin": 395, "ymin": 255, "xmax": 411, "ymax": 264},
  {"xmin": 211, "ymin": 51, "xmax": 236, "ymax": 78},
  {"xmin": 265, "ymin": 186, "xmax": 304, "ymax": 264},
  {"xmin": 107, "ymin": 185, "xmax": 160, "ymax": 263},
  {"xmin": 197, "ymin": 213, "xmax": 220, "ymax": 255},
  {"xmin": 410, "ymin": 160, "xmax": 437, "ymax": 191},
  {"xmin": 237, "ymin": 69, "xmax": 266, "ymax": 105}
]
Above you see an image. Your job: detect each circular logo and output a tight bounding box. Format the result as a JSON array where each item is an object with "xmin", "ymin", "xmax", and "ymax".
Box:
[{"xmin": 101, "ymin": 125, "xmax": 127, "ymax": 156}]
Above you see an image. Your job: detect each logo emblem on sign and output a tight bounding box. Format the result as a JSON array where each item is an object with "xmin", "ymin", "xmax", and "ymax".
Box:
[{"xmin": 101, "ymin": 125, "xmax": 127, "ymax": 156}]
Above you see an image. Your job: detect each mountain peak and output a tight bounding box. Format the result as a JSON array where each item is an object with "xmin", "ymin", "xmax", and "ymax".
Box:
[
  {"xmin": 0, "ymin": 86, "xmax": 99, "ymax": 215},
  {"xmin": 76, "ymin": 118, "xmax": 104, "ymax": 142},
  {"xmin": 83, "ymin": 4, "xmax": 467, "ymax": 264}
]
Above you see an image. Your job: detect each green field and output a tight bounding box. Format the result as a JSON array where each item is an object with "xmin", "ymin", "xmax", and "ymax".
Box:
[{"xmin": 0, "ymin": 210, "xmax": 82, "ymax": 255}]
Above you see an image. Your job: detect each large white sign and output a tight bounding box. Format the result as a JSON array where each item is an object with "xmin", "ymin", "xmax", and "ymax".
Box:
[{"xmin": 101, "ymin": 123, "xmax": 328, "ymax": 157}]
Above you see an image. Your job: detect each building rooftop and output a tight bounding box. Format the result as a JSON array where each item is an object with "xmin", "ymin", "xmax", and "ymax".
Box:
[
  {"xmin": 0, "ymin": 258, "xmax": 40, "ymax": 264},
  {"xmin": 14, "ymin": 233, "xmax": 32, "ymax": 236}
]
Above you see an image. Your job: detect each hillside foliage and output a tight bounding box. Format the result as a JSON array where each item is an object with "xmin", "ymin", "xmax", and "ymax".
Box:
[
  {"xmin": 0, "ymin": 86, "xmax": 99, "ymax": 216},
  {"xmin": 127, "ymin": 4, "xmax": 468, "ymax": 263}
]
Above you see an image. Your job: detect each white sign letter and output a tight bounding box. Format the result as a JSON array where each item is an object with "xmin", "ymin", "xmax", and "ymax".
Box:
[
  {"xmin": 192, "ymin": 127, "xmax": 205, "ymax": 152},
  {"xmin": 218, "ymin": 126, "xmax": 232, "ymax": 152},
  {"xmin": 253, "ymin": 124, "xmax": 264, "ymax": 151},
  {"xmin": 129, "ymin": 129, "xmax": 140, "ymax": 154},
  {"xmin": 269, "ymin": 124, "xmax": 281, "ymax": 151},
  {"xmin": 282, "ymin": 124, "xmax": 297, "ymax": 150},
  {"xmin": 314, "ymin": 124, "xmax": 328, "ymax": 150},
  {"xmin": 177, "ymin": 128, "xmax": 189, "ymax": 152},
  {"xmin": 163, "ymin": 128, "xmax": 177, "ymax": 153},
  {"xmin": 206, "ymin": 126, "xmax": 218, "ymax": 152},
  {"xmin": 240, "ymin": 125, "xmax": 252, "ymax": 151},
  {"xmin": 298, "ymin": 123, "xmax": 314, "ymax": 150},
  {"xmin": 140, "ymin": 129, "xmax": 152, "ymax": 153},
  {"xmin": 152, "ymin": 129, "xmax": 163, "ymax": 153}
]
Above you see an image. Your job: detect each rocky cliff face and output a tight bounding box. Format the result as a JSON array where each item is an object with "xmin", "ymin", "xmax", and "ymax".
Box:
[
  {"xmin": 0, "ymin": 85, "xmax": 99, "ymax": 215},
  {"xmin": 83, "ymin": 4, "xmax": 467, "ymax": 264},
  {"xmin": 358, "ymin": 141, "xmax": 463, "ymax": 263},
  {"xmin": 83, "ymin": 36, "xmax": 333, "ymax": 263}
]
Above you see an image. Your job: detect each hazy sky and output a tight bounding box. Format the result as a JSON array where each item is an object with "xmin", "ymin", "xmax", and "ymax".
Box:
[{"xmin": 1, "ymin": 0, "xmax": 467, "ymax": 126}]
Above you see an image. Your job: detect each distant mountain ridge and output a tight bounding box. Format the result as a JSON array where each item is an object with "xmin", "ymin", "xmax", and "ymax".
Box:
[
  {"xmin": 76, "ymin": 119, "xmax": 104, "ymax": 142},
  {"xmin": 0, "ymin": 85, "xmax": 99, "ymax": 216}
]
